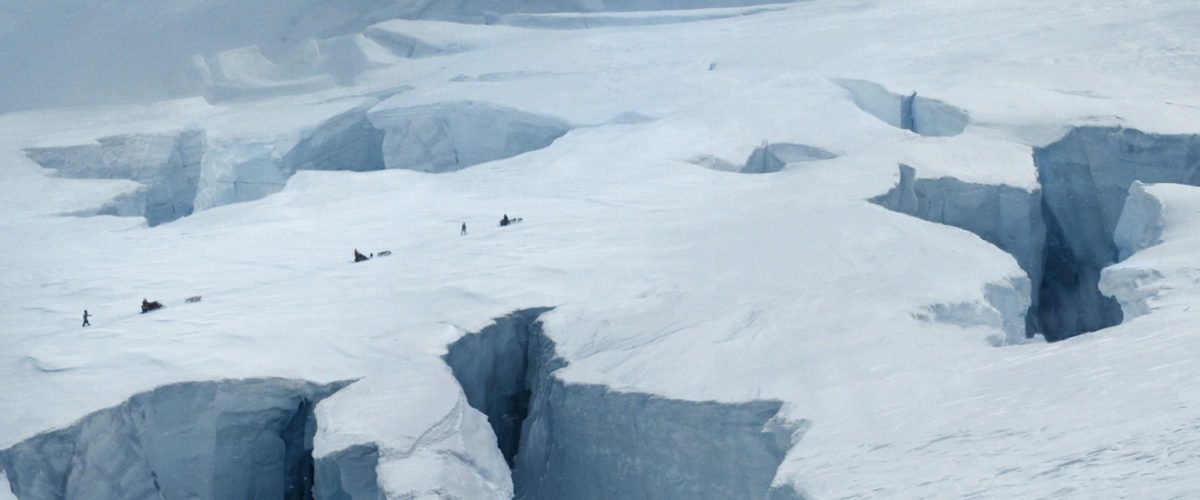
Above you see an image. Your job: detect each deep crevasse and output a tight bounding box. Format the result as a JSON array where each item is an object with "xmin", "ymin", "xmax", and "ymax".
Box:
[{"xmin": 443, "ymin": 309, "xmax": 806, "ymax": 500}]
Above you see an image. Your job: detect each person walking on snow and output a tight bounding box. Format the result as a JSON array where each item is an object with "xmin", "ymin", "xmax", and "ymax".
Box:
[
  {"xmin": 82, "ymin": 310, "xmax": 90, "ymax": 327},
  {"xmin": 461, "ymin": 222, "xmax": 467, "ymax": 235}
]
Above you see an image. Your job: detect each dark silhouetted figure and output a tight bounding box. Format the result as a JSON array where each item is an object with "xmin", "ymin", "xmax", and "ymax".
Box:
[
  {"xmin": 354, "ymin": 249, "xmax": 369, "ymax": 262},
  {"xmin": 461, "ymin": 222, "xmax": 467, "ymax": 235},
  {"xmin": 82, "ymin": 310, "xmax": 90, "ymax": 327},
  {"xmin": 500, "ymin": 214, "xmax": 510, "ymax": 227},
  {"xmin": 141, "ymin": 299, "xmax": 163, "ymax": 314}
]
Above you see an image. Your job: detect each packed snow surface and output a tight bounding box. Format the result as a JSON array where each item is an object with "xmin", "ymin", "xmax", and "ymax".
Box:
[{"xmin": 4, "ymin": 0, "xmax": 1200, "ymax": 498}]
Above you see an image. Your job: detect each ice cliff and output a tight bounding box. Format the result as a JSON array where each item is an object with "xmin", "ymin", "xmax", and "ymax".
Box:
[
  {"xmin": 443, "ymin": 309, "xmax": 804, "ymax": 499},
  {"xmin": 25, "ymin": 131, "xmax": 207, "ymax": 226},
  {"xmin": 0, "ymin": 379, "xmax": 349, "ymax": 500},
  {"xmin": 369, "ymin": 101, "xmax": 571, "ymax": 173},
  {"xmin": 835, "ymin": 79, "xmax": 969, "ymax": 137},
  {"xmin": 873, "ymin": 127, "xmax": 1200, "ymax": 341}
]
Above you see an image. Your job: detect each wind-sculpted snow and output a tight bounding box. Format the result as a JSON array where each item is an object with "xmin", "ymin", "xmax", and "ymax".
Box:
[
  {"xmin": 381, "ymin": 1, "xmax": 797, "ymax": 24},
  {"xmin": 872, "ymin": 164, "xmax": 1041, "ymax": 342},
  {"xmin": 25, "ymin": 131, "xmax": 207, "ymax": 226},
  {"xmin": 443, "ymin": 309, "xmax": 803, "ymax": 499},
  {"xmin": 495, "ymin": 6, "xmax": 782, "ymax": 29},
  {"xmin": 1034, "ymin": 127, "xmax": 1200, "ymax": 340},
  {"xmin": 0, "ymin": 378, "xmax": 351, "ymax": 500},
  {"xmin": 362, "ymin": 27, "xmax": 456, "ymax": 59},
  {"xmin": 834, "ymin": 79, "xmax": 969, "ymax": 137},
  {"xmin": 369, "ymin": 101, "xmax": 571, "ymax": 173}
]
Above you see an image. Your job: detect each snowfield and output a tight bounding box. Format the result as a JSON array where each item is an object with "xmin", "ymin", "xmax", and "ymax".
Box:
[{"xmin": 3, "ymin": 0, "xmax": 1200, "ymax": 498}]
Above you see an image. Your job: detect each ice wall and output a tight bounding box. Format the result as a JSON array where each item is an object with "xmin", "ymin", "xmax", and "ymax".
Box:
[
  {"xmin": 873, "ymin": 127, "xmax": 1200, "ymax": 341},
  {"xmin": 25, "ymin": 131, "xmax": 208, "ymax": 226},
  {"xmin": 1111, "ymin": 182, "xmax": 1166, "ymax": 261},
  {"xmin": 283, "ymin": 104, "xmax": 387, "ymax": 173},
  {"xmin": 369, "ymin": 101, "xmax": 571, "ymax": 173},
  {"xmin": 443, "ymin": 309, "xmax": 803, "ymax": 499},
  {"xmin": 516, "ymin": 380, "xmax": 800, "ymax": 500},
  {"xmin": 1097, "ymin": 182, "xmax": 1169, "ymax": 322},
  {"xmin": 313, "ymin": 444, "xmax": 381, "ymax": 500},
  {"xmin": 27, "ymin": 104, "xmax": 389, "ymax": 223},
  {"xmin": 198, "ymin": 104, "xmax": 389, "ymax": 211},
  {"xmin": 444, "ymin": 308, "xmax": 552, "ymax": 465},
  {"xmin": 834, "ymin": 79, "xmax": 969, "ymax": 137},
  {"xmin": 0, "ymin": 378, "xmax": 350, "ymax": 500},
  {"xmin": 871, "ymin": 164, "xmax": 1043, "ymax": 339},
  {"xmin": 1034, "ymin": 127, "xmax": 1200, "ymax": 340},
  {"xmin": 190, "ymin": 139, "xmax": 285, "ymax": 212},
  {"xmin": 1099, "ymin": 182, "xmax": 1200, "ymax": 322}
]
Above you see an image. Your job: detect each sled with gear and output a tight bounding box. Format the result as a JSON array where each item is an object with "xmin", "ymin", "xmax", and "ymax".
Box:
[
  {"xmin": 499, "ymin": 214, "xmax": 523, "ymax": 227},
  {"xmin": 141, "ymin": 299, "xmax": 164, "ymax": 314}
]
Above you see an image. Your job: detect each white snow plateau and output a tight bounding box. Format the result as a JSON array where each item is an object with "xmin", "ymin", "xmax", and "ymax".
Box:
[{"xmin": 3, "ymin": 0, "xmax": 1200, "ymax": 498}]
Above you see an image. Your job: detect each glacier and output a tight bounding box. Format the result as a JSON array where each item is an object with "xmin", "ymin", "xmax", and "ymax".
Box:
[{"xmin": 5, "ymin": 0, "xmax": 1200, "ymax": 498}]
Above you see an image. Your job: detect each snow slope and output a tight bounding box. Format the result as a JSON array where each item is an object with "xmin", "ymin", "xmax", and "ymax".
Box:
[{"xmin": 3, "ymin": 0, "xmax": 1200, "ymax": 498}]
